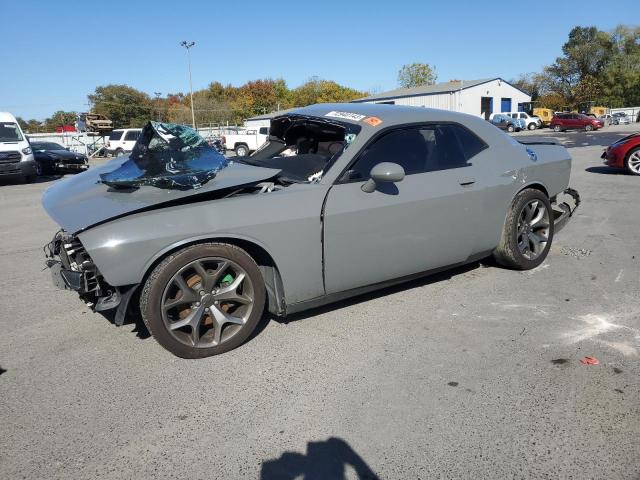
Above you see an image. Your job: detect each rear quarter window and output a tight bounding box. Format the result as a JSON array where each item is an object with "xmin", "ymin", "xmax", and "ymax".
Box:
[
  {"xmin": 109, "ymin": 131, "xmax": 123, "ymax": 140},
  {"xmin": 450, "ymin": 124, "xmax": 487, "ymax": 161},
  {"xmin": 124, "ymin": 130, "xmax": 140, "ymax": 141}
]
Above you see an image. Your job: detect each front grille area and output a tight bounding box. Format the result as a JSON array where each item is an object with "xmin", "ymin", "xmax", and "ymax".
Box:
[
  {"xmin": 50, "ymin": 231, "xmax": 101, "ymax": 295},
  {"xmin": 0, "ymin": 151, "xmax": 21, "ymax": 164}
]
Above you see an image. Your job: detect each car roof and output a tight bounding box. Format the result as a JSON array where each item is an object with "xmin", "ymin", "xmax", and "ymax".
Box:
[
  {"xmin": 0, "ymin": 112, "xmax": 19, "ymax": 123},
  {"xmin": 283, "ymin": 102, "xmax": 485, "ymax": 128}
]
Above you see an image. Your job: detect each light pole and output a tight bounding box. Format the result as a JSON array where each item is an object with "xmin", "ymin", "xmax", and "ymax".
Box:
[
  {"xmin": 154, "ymin": 92, "xmax": 161, "ymax": 121},
  {"xmin": 180, "ymin": 40, "xmax": 196, "ymax": 129}
]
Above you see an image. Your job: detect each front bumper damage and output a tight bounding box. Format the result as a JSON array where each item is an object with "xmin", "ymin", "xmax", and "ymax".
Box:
[
  {"xmin": 44, "ymin": 231, "xmax": 138, "ymax": 325},
  {"xmin": 551, "ymin": 188, "xmax": 580, "ymax": 233}
]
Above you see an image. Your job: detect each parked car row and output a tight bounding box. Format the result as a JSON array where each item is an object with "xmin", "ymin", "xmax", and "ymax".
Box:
[{"xmin": 0, "ymin": 111, "xmax": 89, "ymax": 183}]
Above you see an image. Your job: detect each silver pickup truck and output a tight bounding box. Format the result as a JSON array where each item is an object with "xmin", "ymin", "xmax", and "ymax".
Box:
[{"xmin": 42, "ymin": 104, "xmax": 579, "ymax": 358}]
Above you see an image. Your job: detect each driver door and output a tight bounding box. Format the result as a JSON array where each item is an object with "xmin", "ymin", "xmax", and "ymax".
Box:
[{"xmin": 323, "ymin": 124, "xmax": 486, "ymax": 294}]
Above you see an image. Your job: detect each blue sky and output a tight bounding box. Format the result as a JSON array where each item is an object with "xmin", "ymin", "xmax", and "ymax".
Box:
[{"xmin": 2, "ymin": 0, "xmax": 638, "ymax": 120}]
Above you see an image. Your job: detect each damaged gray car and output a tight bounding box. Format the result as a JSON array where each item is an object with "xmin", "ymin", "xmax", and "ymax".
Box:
[{"xmin": 43, "ymin": 104, "xmax": 580, "ymax": 358}]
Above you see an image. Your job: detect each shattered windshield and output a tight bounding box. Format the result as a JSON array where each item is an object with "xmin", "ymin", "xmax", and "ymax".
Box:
[{"xmin": 100, "ymin": 122, "xmax": 229, "ymax": 190}]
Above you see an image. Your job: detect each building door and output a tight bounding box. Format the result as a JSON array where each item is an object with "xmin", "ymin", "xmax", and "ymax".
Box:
[
  {"xmin": 481, "ymin": 97, "xmax": 493, "ymax": 120},
  {"xmin": 501, "ymin": 98, "xmax": 512, "ymax": 112}
]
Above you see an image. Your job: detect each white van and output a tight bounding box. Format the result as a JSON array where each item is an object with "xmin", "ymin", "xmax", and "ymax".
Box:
[
  {"xmin": 107, "ymin": 128, "xmax": 142, "ymax": 156},
  {"xmin": 0, "ymin": 112, "xmax": 36, "ymax": 182}
]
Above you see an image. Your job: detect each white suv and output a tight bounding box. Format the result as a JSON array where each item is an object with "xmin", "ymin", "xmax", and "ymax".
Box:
[
  {"xmin": 107, "ymin": 128, "xmax": 142, "ymax": 156},
  {"xmin": 505, "ymin": 112, "xmax": 542, "ymax": 130}
]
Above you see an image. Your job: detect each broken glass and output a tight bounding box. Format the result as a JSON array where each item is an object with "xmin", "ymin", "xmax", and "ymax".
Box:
[{"xmin": 100, "ymin": 122, "xmax": 229, "ymax": 190}]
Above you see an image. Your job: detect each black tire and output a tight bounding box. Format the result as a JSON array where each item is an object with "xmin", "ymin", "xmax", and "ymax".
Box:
[
  {"xmin": 507, "ymin": 125, "xmax": 515, "ymax": 133},
  {"xmin": 553, "ymin": 125, "xmax": 562, "ymax": 132},
  {"xmin": 115, "ymin": 148, "xmax": 125, "ymax": 157},
  {"xmin": 585, "ymin": 124, "xmax": 593, "ymax": 132},
  {"xmin": 528, "ymin": 123, "xmax": 536, "ymax": 130},
  {"xmin": 235, "ymin": 144, "xmax": 249, "ymax": 157},
  {"xmin": 140, "ymin": 243, "xmax": 266, "ymax": 358},
  {"xmin": 624, "ymin": 147, "xmax": 640, "ymax": 176},
  {"xmin": 493, "ymin": 188, "xmax": 554, "ymax": 270},
  {"xmin": 34, "ymin": 162, "xmax": 43, "ymax": 176}
]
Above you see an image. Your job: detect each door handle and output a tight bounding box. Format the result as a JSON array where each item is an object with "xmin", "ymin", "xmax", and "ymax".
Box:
[{"xmin": 458, "ymin": 177, "xmax": 476, "ymax": 187}]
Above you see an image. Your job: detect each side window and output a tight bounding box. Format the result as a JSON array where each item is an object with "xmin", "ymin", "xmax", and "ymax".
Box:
[
  {"xmin": 449, "ymin": 124, "xmax": 486, "ymax": 161},
  {"xmin": 124, "ymin": 130, "xmax": 139, "ymax": 141},
  {"xmin": 346, "ymin": 124, "xmax": 478, "ymax": 181},
  {"xmin": 259, "ymin": 127, "xmax": 269, "ymax": 135},
  {"xmin": 347, "ymin": 129, "xmax": 428, "ymax": 179}
]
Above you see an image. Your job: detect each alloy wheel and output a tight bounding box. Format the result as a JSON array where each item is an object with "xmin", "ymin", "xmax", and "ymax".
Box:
[
  {"xmin": 516, "ymin": 199, "xmax": 550, "ymax": 260},
  {"xmin": 160, "ymin": 257, "xmax": 255, "ymax": 348},
  {"xmin": 628, "ymin": 150, "xmax": 640, "ymax": 174}
]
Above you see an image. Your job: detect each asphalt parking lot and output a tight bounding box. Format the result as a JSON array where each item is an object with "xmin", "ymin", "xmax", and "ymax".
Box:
[{"xmin": 1, "ymin": 124, "xmax": 639, "ymax": 479}]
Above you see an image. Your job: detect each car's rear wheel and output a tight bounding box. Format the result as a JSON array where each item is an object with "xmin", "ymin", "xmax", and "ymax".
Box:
[
  {"xmin": 625, "ymin": 147, "xmax": 640, "ymax": 176},
  {"xmin": 528, "ymin": 123, "xmax": 536, "ymax": 130},
  {"xmin": 507, "ymin": 125, "xmax": 515, "ymax": 133},
  {"xmin": 235, "ymin": 144, "xmax": 249, "ymax": 157},
  {"xmin": 140, "ymin": 243, "xmax": 266, "ymax": 358},
  {"xmin": 115, "ymin": 148, "xmax": 125, "ymax": 156},
  {"xmin": 553, "ymin": 125, "xmax": 562, "ymax": 132},
  {"xmin": 493, "ymin": 188, "xmax": 554, "ymax": 270}
]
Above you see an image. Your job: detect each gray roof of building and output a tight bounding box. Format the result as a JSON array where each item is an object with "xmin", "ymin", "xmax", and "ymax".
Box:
[{"xmin": 353, "ymin": 78, "xmax": 512, "ymax": 102}]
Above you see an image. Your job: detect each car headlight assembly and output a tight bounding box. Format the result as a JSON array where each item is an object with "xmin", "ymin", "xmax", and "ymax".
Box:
[{"xmin": 22, "ymin": 147, "xmax": 32, "ymax": 155}]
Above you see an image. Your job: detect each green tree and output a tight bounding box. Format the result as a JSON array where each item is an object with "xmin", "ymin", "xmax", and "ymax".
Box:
[
  {"xmin": 42, "ymin": 111, "xmax": 77, "ymax": 132},
  {"xmin": 397, "ymin": 63, "xmax": 437, "ymax": 88},
  {"xmin": 88, "ymin": 84, "xmax": 152, "ymax": 128},
  {"xmin": 291, "ymin": 77, "xmax": 367, "ymax": 107}
]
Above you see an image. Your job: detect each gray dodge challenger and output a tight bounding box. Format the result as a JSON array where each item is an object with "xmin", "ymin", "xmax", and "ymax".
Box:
[{"xmin": 43, "ymin": 104, "xmax": 579, "ymax": 358}]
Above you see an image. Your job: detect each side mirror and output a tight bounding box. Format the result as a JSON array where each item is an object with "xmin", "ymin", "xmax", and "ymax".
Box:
[{"xmin": 361, "ymin": 162, "xmax": 405, "ymax": 193}]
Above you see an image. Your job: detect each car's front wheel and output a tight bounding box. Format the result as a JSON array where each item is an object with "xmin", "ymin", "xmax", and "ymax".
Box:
[
  {"xmin": 553, "ymin": 125, "xmax": 562, "ymax": 132},
  {"xmin": 507, "ymin": 125, "xmax": 515, "ymax": 133},
  {"xmin": 585, "ymin": 124, "xmax": 593, "ymax": 132},
  {"xmin": 625, "ymin": 147, "xmax": 640, "ymax": 176},
  {"xmin": 493, "ymin": 188, "xmax": 554, "ymax": 270},
  {"xmin": 140, "ymin": 243, "xmax": 266, "ymax": 358}
]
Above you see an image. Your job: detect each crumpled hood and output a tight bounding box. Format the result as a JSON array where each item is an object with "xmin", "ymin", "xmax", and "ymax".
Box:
[{"xmin": 42, "ymin": 158, "xmax": 280, "ymax": 233}]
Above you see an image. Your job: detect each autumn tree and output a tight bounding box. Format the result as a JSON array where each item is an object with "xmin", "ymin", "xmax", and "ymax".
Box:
[
  {"xmin": 291, "ymin": 77, "xmax": 366, "ymax": 106},
  {"xmin": 397, "ymin": 63, "xmax": 437, "ymax": 88},
  {"xmin": 88, "ymin": 84, "xmax": 152, "ymax": 128}
]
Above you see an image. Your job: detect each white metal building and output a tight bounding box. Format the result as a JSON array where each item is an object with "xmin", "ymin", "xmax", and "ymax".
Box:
[{"xmin": 351, "ymin": 78, "xmax": 531, "ymax": 120}]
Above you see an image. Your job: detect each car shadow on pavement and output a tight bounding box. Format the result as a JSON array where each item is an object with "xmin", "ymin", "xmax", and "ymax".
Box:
[
  {"xmin": 0, "ymin": 366, "xmax": 6, "ymax": 376},
  {"xmin": 97, "ymin": 293, "xmax": 151, "ymax": 340},
  {"xmin": 585, "ymin": 166, "xmax": 628, "ymax": 175},
  {"xmin": 275, "ymin": 261, "xmax": 483, "ymax": 326},
  {"xmin": 260, "ymin": 437, "xmax": 379, "ymax": 480}
]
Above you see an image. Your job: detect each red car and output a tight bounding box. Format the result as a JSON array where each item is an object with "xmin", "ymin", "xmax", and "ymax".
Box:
[
  {"xmin": 602, "ymin": 132, "xmax": 640, "ymax": 175},
  {"xmin": 550, "ymin": 113, "xmax": 604, "ymax": 132}
]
